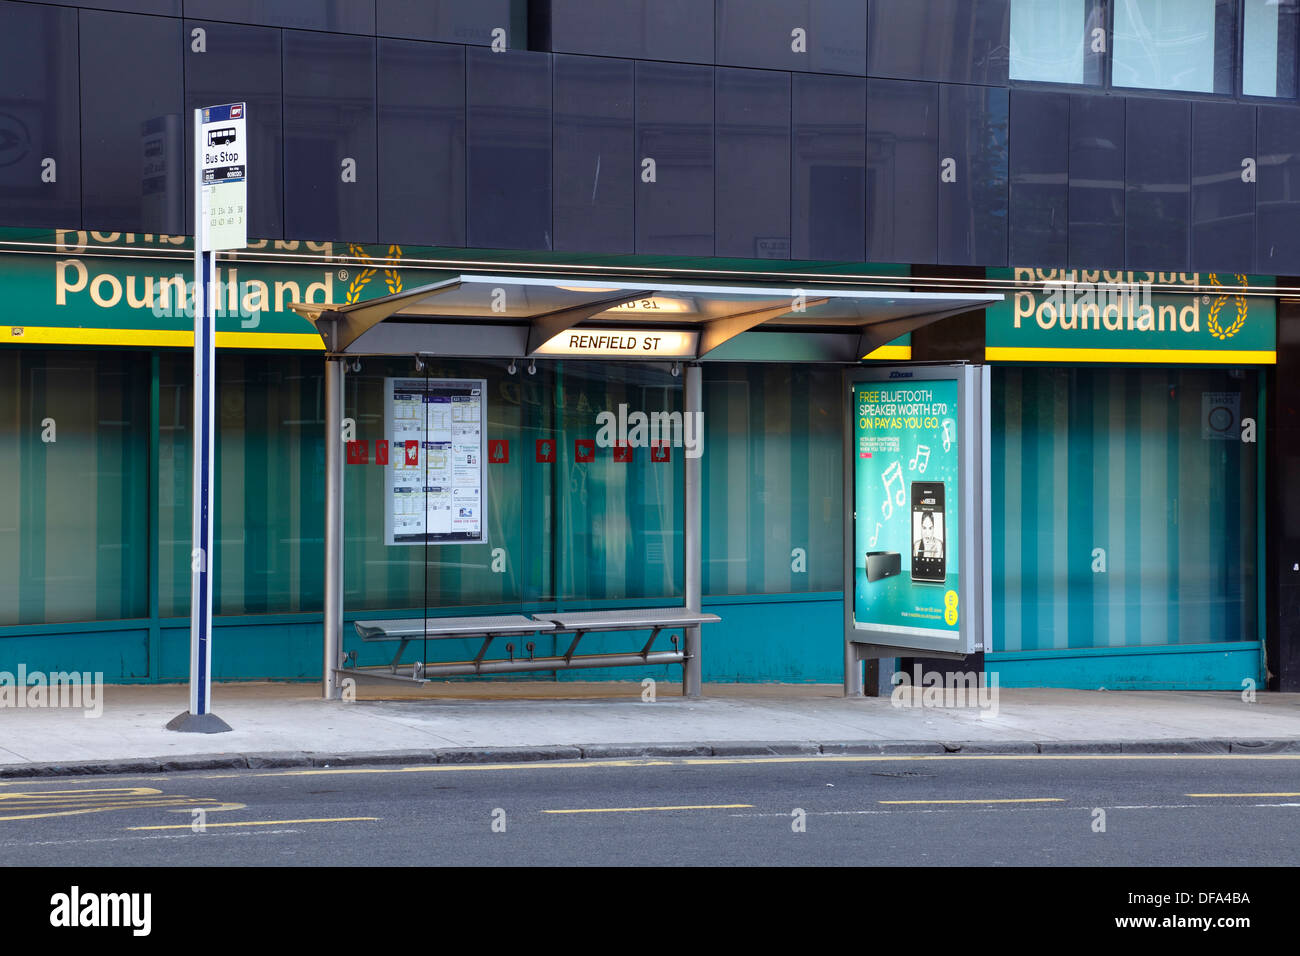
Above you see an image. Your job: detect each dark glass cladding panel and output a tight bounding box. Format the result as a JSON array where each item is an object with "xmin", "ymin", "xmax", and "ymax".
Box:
[
  {"xmin": 378, "ymin": 40, "xmax": 465, "ymax": 247},
  {"xmin": 868, "ymin": 0, "xmax": 1009, "ymax": 85},
  {"xmin": 1125, "ymin": 98, "xmax": 1190, "ymax": 272},
  {"xmin": 793, "ymin": 73, "xmax": 865, "ymax": 261},
  {"xmin": 636, "ymin": 62, "xmax": 713, "ymax": 256},
  {"xmin": 549, "ymin": 0, "xmax": 714, "ymax": 63},
  {"xmin": 183, "ymin": 0, "xmax": 373, "ymax": 34},
  {"xmin": 185, "ymin": 20, "xmax": 283, "ymax": 240},
  {"xmin": 1191, "ymin": 102, "xmax": 1255, "ymax": 274},
  {"xmin": 283, "ymin": 32, "xmax": 377, "ymax": 244},
  {"xmin": 0, "ymin": 1, "xmax": 80, "ymax": 228},
  {"xmin": 938, "ymin": 84, "xmax": 1007, "ymax": 267},
  {"xmin": 554, "ymin": 55, "xmax": 633, "ymax": 254},
  {"xmin": 467, "ymin": 49, "xmax": 551, "ymax": 251},
  {"xmin": 717, "ymin": 0, "xmax": 865, "ymax": 74},
  {"xmin": 1069, "ymin": 95, "xmax": 1124, "ymax": 269},
  {"xmin": 378, "ymin": 0, "xmax": 517, "ymax": 47},
  {"xmin": 80, "ymin": 11, "xmax": 183, "ymax": 234},
  {"xmin": 716, "ymin": 69, "xmax": 790, "ymax": 259},
  {"xmin": 1009, "ymin": 91, "xmax": 1068, "ymax": 268},
  {"xmin": 866, "ymin": 79, "xmax": 937, "ymax": 266},
  {"xmin": 40, "ymin": 0, "xmax": 179, "ymax": 14},
  {"xmin": 1258, "ymin": 106, "xmax": 1300, "ymax": 274}
]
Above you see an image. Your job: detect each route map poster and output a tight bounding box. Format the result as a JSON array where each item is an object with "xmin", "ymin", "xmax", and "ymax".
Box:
[
  {"xmin": 384, "ymin": 377, "xmax": 488, "ymax": 546},
  {"xmin": 852, "ymin": 378, "xmax": 961, "ymax": 637}
]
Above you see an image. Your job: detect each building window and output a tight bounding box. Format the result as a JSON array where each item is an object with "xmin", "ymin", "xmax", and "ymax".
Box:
[
  {"xmin": 0, "ymin": 351, "xmax": 150, "ymax": 626},
  {"xmin": 1010, "ymin": 0, "xmax": 1107, "ymax": 85},
  {"xmin": 1112, "ymin": 0, "xmax": 1236, "ymax": 93},
  {"xmin": 702, "ymin": 365, "xmax": 843, "ymax": 596},
  {"xmin": 1243, "ymin": 0, "xmax": 1299, "ymax": 97},
  {"xmin": 992, "ymin": 366, "xmax": 1261, "ymax": 651}
]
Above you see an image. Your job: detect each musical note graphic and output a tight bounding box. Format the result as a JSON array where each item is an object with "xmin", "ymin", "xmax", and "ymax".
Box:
[
  {"xmin": 941, "ymin": 419, "xmax": 956, "ymax": 453},
  {"xmin": 908, "ymin": 444, "xmax": 930, "ymax": 474},
  {"xmin": 880, "ymin": 460, "xmax": 906, "ymax": 520},
  {"xmin": 868, "ymin": 521, "xmax": 882, "ymax": 547}
]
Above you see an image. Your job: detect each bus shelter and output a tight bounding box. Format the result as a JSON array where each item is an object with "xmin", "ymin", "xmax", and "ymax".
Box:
[{"xmin": 291, "ymin": 274, "xmax": 1001, "ymax": 699}]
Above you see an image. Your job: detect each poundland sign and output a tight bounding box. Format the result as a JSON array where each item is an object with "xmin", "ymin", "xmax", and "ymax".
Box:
[
  {"xmin": 0, "ymin": 234, "xmax": 427, "ymax": 349},
  {"xmin": 985, "ymin": 268, "xmax": 1276, "ymax": 365}
]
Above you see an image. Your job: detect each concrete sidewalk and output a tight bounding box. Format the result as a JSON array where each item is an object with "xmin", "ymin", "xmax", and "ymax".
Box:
[{"xmin": 1, "ymin": 681, "xmax": 1299, "ymax": 778}]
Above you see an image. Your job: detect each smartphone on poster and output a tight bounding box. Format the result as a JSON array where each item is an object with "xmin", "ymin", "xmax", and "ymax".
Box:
[{"xmin": 910, "ymin": 481, "xmax": 946, "ymax": 583}]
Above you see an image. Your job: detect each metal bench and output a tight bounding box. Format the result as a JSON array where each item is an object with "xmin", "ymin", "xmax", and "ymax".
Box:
[
  {"xmin": 350, "ymin": 614, "xmax": 556, "ymax": 682},
  {"xmin": 530, "ymin": 609, "xmax": 721, "ymax": 674},
  {"xmin": 345, "ymin": 608, "xmax": 720, "ymax": 687}
]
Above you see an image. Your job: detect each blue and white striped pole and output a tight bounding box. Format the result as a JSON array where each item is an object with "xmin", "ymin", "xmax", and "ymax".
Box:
[{"xmin": 168, "ymin": 108, "xmax": 231, "ymax": 733}]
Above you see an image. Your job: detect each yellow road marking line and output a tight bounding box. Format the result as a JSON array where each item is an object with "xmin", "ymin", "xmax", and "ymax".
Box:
[
  {"xmin": 0, "ymin": 787, "xmax": 233, "ymax": 822},
  {"xmin": 1186, "ymin": 792, "xmax": 1300, "ymax": 798},
  {"xmin": 0, "ymin": 787, "xmax": 162, "ymax": 799},
  {"xmin": 0, "ymin": 802, "xmax": 224, "ymax": 823},
  {"xmin": 269, "ymin": 759, "xmax": 675, "ymax": 777},
  {"xmin": 246, "ymin": 753, "xmax": 1300, "ymax": 777},
  {"xmin": 879, "ymin": 797, "xmax": 1064, "ymax": 805},
  {"xmin": 543, "ymin": 804, "xmax": 753, "ymax": 814},
  {"xmin": 126, "ymin": 817, "xmax": 378, "ymax": 831}
]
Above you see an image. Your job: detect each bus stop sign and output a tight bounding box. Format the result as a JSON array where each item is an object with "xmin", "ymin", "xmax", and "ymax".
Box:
[{"xmin": 199, "ymin": 102, "xmax": 246, "ymax": 251}]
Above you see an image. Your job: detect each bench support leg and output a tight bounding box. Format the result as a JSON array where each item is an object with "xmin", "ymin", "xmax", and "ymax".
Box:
[
  {"xmin": 389, "ymin": 638, "xmax": 411, "ymax": 674},
  {"xmin": 563, "ymin": 631, "xmax": 585, "ymax": 664},
  {"xmin": 640, "ymin": 627, "xmax": 662, "ymax": 659},
  {"xmin": 472, "ymin": 635, "xmax": 494, "ymax": 673}
]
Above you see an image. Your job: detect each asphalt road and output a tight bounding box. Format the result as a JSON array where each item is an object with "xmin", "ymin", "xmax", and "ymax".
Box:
[{"xmin": 1, "ymin": 754, "xmax": 1298, "ymax": 866}]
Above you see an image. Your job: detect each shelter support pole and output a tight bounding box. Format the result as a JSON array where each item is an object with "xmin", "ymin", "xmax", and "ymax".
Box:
[
  {"xmin": 844, "ymin": 642, "xmax": 864, "ymax": 697},
  {"xmin": 323, "ymin": 356, "xmax": 345, "ymax": 700},
  {"xmin": 683, "ymin": 363, "xmax": 703, "ymax": 698}
]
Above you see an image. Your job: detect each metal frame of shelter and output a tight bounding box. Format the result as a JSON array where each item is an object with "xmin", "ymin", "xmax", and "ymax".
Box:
[{"xmin": 291, "ymin": 274, "xmax": 1002, "ymax": 700}]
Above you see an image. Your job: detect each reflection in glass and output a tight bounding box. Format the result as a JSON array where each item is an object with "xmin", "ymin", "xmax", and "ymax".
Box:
[
  {"xmin": 1244, "ymin": 0, "xmax": 1298, "ymax": 98},
  {"xmin": 1010, "ymin": 0, "xmax": 1106, "ymax": 84},
  {"xmin": 1113, "ymin": 0, "xmax": 1235, "ymax": 93}
]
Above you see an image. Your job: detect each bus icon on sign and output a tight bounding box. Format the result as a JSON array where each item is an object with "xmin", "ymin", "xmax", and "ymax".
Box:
[{"xmin": 207, "ymin": 127, "xmax": 236, "ymax": 147}]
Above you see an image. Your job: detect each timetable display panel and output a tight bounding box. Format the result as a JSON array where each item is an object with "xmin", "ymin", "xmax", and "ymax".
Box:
[{"xmin": 384, "ymin": 378, "xmax": 488, "ymax": 546}]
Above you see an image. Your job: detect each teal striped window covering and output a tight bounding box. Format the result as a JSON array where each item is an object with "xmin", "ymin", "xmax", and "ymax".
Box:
[
  {"xmin": 159, "ymin": 352, "xmax": 335, "ymax": 616},
  {"xmin": 0, "ymin": 350, "xmax": 149, "ymax": 625},
  {"xmin": 992, "ymin": 366, "xmax": 1261, "ymax": 651},
  {"xmin": 558, "ymin": 362, "xmax": 683, "ymax": 602},
  {"xmin": 702, "ymin": 364, "xmax": 843, "ymax": 595}
]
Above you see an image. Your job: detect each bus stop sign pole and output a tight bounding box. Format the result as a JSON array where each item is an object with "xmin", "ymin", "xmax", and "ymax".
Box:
[{"xmin": 168, "ymin": 103, "xmax": 246, "ymax": 733}]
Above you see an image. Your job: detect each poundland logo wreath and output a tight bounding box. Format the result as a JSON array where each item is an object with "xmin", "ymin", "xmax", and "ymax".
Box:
[
  {"xmin": 1206, "ymin": 273, "xmax": 1248, "ymax": 341},
  {"xmin": 343, "ymin": 243, "xmax": 403, "ymax": 303}
]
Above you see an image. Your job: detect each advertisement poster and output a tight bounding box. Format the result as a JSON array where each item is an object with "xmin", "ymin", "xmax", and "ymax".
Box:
[{"xmin": 852, "ymin": 379, "xmax": 960, "ymax": 636}]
